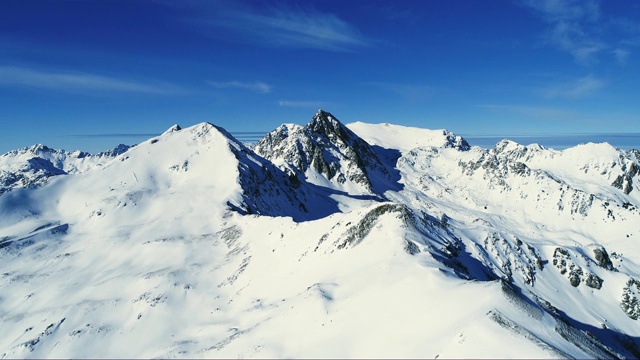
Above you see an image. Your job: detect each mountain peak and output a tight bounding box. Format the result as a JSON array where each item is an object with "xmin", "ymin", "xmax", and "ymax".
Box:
[
  {"xmin": 162, "ymin": 124, "xmax": 182, "ymax": 135},
  {"xmin": 191, "ymin": 121, "xmax": 215, "ymax": 132},
  {"xmin": 311, "ymin": 109, "xmax": 337, "ymax": 123},
  {"xmin": 309, "ymin": 109, "xmax": 349, "ymax": 141},
  {"xmin": 255, "ymin": 110, "xmax": 394, "ymax": 196},
  {"xmin": 188, "ymin": 122, "xmax": 234, "ymax": 142},
  {"xmin": 97, "ymin": 144, "xmax": 131, "ymax": 157},
  {"xmin": 27, "ymin": 144, "xmax": 53, "ymax": 154}
]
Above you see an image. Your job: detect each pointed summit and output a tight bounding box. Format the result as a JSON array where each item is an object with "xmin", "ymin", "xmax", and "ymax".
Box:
[
  {"xmin": 255, "ymin": 110, "xmax": 394, "ymax": 196},
  {"xmin": 309, "ymin": 109, "xmax": 349, "ymax": 141},
  {"xmin": 162, "ymin": 124, "xmax": 182, "ymax": 135}
]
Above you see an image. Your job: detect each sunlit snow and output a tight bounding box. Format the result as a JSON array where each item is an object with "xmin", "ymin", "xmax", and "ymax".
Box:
[{"xmin": 1, "ymin": 110, "xmax": 639, "ymax": 358}]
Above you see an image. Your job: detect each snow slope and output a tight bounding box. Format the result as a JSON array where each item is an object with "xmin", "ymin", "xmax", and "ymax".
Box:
[
  {"xmin": 346, "ymin": 121, "xmax": 470, "ymax": 154},
  {"xmin": 1, "ymin": 111, "xmax": 640, "ymax": 358},
  {"xmin": 0, "ymin": 143, "xmax": 130, "ymax": 196}
]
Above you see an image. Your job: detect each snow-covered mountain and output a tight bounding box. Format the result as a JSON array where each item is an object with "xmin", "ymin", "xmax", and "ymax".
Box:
[
  {"xmin": 1, "ymin": 110, "xmax": 639, "ymax": 358},
  {"xmin": 0, "ymin": 143, "xmax": 130, "ymax": 196},
  {"xmin": 254, "ymin": 110, "xmax": 394, "ymax": 196}
]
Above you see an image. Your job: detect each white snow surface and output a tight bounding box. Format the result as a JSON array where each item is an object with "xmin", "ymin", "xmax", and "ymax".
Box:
[
  {"xmin": 1, "ymin": 113, "xmax": 640, "ymax": 359},
  {"xmin": 0, "ymin": 143, "xmax": 130, "ymax": 196},
  {"xmin": 1, "ymin": 143, "xmax": 130, "ymax": 174},
  {"xmin": 347, "ymin": 121, "xmax": 469, "ymax": 154}
]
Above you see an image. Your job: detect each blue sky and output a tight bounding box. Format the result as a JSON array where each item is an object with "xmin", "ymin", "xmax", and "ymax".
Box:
[{"xmin": 1, "ymin": 0, "xmax": 640, "ymax": 153}]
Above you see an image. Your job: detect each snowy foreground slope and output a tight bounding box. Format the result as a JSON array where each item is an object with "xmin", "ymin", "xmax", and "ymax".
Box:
[{"xmin": 1, "ymin": 110, "xmax": 640, "ymax": 358}]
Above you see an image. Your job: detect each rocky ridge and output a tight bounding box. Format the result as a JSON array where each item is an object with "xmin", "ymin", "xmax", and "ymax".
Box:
[{"xmin": 254, "ymin": 110, "xmax": 393, "ymax": 195}]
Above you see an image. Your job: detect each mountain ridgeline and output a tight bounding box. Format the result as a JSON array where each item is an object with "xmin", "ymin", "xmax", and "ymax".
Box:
[
  {"xmin": 1, "ymin": 110, "xmax": 640, "ymax": 358},
  {"xmin": 0, "ymin": 143, "xmax": 131, "ymax": 196}
]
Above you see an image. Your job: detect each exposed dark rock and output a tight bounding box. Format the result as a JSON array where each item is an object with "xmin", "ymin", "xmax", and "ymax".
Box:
[
  {"xmin": 621, "ymin": 279, "xmax": 640, "ymax": 320},
  {"xmin": 404, "ymin": 240, "xmax": 420, "ymax": 255},
  {"xmin": 337, "ymin": 203, "xmax": 411, "ymax": 249},
  {"xmin": 612, "ymin": 162, "xmax": 639, "ymax": 195},
  {"xmin": 254, "ymin": 110, "xmax": 392, "ymax": 195},
  {"xmin": 553, "ymin": 247, "xmax": 600, "ymax": 288},
  {"xmin": 593, "ymin": 247, "xmax": 614, "ymax": 270},
  {"xmin": 569, "ymin": 268, "xmax": 583, "ymax": 287},
  {"xmin": 585, "ymin": 273, "xmax": 603, "ymax": 289}
]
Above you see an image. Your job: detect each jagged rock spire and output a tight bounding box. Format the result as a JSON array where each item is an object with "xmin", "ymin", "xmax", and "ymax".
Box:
[
  {"xmin": 254, "ymin": 110, "xmax": 394, "ymax": 196},
  {"xmin": 309, "ymin": 109, "xmax": 348, "ymax": 140}
]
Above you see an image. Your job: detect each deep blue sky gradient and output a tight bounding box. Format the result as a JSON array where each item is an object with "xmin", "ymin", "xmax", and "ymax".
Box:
[{"xmin": 1, "ymin": 0, "xmax": 640, "ymax": 153}]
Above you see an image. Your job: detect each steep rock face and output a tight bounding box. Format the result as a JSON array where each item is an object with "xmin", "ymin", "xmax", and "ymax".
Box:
[
  {"xmin": 254, "ymin": 110, "xmax": 392, "ymax": 195},
  {"xmin": 611, "ymin": 162, "xmax": 638, "ymax": 195},
  {"xmin": 0, "ymin": 143, "xmax": 131, "ymax": 196},
  {"xmin": 208, "ymin": 124, "xmax": 338, "ymax": 221}
]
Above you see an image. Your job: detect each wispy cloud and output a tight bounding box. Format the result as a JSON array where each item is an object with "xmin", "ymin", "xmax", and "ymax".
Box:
[
  {"xmin": 613, "ymin": 48, "xmax": 630, "ymax": 64},
  {"xmin": 278, "ymin": 100, "xmax": 329, "ymax": 108},
  {"xmin": 185, "ymin": 2, "xmax": 371, "ymax": 52},
  {"xmin": 521, "ymin": 0, "xmax": 605, "ymax": 64},
  {"xmin": 541, "ymin": 75, "xmax": 605, "ymax": 99},
  {"xmin": 207, "ymin": 80, "xmax": 272, "ymax": 93},
  {"xmin": 0, "ymin": 66, "xmax": 182, "ymax": 94}
]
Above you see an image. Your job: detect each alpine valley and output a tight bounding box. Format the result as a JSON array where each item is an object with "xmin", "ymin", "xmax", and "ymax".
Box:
[{"xmin": 1, "ymin": 110, "xmax": 640, "ymax": 359}]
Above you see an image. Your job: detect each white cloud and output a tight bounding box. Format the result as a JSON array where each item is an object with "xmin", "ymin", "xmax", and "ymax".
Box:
[
  {"xmin": 613, "ymin": 48, "xmax": 630, "ymax": 64},
  {"xmin": 522, "ymin": 0, "xmax": 605, "ymax": 64},
  {"xmin": 541, "ymin": 75, "xmax": 605, "ymax": 99},
  {"xmin": 0, "ymin": 66, "xmax": 181, "ymax": 94},
  {"xmin": 188, "ymin": 3, "xmax": 370, "ymax": 52},
  {"xmin": 207, "ymin": 80, "xmax": 272, "ymax": 94},
  {"xmin": 523, "ymin": 1, "xmax": 640, "ymax": 65},
  {"xmin": 522, "ymin": 0, "xmax": 599, "ymax": 22}
]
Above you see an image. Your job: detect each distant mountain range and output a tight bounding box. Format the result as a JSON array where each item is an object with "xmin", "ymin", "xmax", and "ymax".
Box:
[
  {"xmin": 1, "ymin": 110, "xmax": 639, "ymax": 358},
  {"xmin": 464, "ymin": 133, "xmax": 640, "ymax": 151}
]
